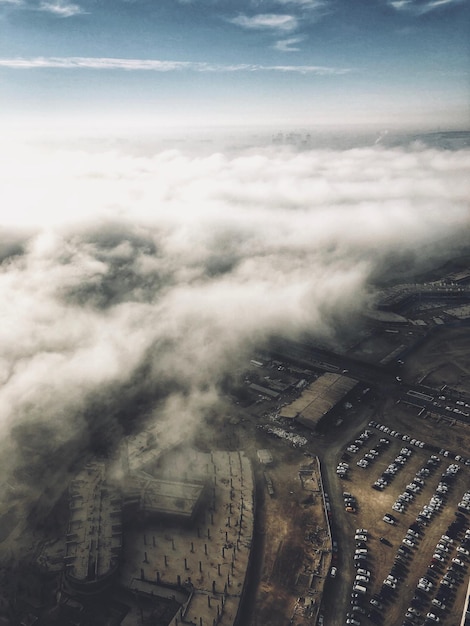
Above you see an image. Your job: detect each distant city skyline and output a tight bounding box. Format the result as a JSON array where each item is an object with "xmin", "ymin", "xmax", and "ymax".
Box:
[{"xmin": 0, "ymin": 0, "xmax": 468, "ymax": 130}]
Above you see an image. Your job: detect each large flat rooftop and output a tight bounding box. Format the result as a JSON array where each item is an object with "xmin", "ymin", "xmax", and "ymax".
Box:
[
  {"xmin": 119, "ymin": 449, "xmax": 254, "ymax": 626},
  {"xmin": 279, "ymin": 372, "xmax": 357, "ymax": 429}
]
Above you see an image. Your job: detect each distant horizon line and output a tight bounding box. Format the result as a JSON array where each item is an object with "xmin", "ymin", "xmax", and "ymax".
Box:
[
  {"xmin": 1, "ymin": 119, "xmax": 468, "ymax": 133},
  {"xmin": 0, "ymin": 55, "xmax": 353, "ymax": 75}
]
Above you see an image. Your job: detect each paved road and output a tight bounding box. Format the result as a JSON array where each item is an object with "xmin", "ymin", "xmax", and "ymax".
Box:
[
  {"xmin": 269, "ymin": 338, "xmax": 470, "ymax": 426},
  {"xmin": 300, "ymin": 403, "xmax": 377, "ymax": 626}
]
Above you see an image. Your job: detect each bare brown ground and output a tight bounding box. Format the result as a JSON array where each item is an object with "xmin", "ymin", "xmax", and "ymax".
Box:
[
  {"xmin": 404, "ymin": 327, "xmax": 470, "ymax": 391},
  {"xmin": 246, "ymin": 441, "xmax": 332, "ymax": 626}
]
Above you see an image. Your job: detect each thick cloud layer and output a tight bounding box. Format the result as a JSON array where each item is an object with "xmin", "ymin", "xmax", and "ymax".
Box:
[{"xmin": 0, "ymin": 135, "xmax": 469, "ymax": 512}]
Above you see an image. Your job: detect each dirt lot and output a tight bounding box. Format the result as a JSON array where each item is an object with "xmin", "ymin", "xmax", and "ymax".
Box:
[
  {"xmin": 324, "ymin": 408, "xmax": 470, "ymax": 626},
  {"xmin": 403, "ymin": 326, "xmax": 470, "ymax": 392},
  {"xmin": 244, "ymin": 438, "xmax": 333, "ymax": 626}
]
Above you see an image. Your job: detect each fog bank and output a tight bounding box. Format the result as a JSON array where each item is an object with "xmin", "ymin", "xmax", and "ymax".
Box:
[{"xmin": 0, "ymin": 135, "xmax": 469, "ymax": 513}]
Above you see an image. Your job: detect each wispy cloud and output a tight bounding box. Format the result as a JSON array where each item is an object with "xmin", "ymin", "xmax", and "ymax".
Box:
[
  {"xmin": 388, "ymin": 0, "xmax": 465, "ymax": 13},
  {"xmin": 39, "ymin": 0, "xmax": 85, "ymax": 17},
  {"xmin": 0, "ymin": 0, "xmax": 86, "ymax": 15},
  {"xmin": 266, "ymin": 63, "xmax": 351, "ymax": 74},
  {"xmin": 275, "ymin": 0, "xmax": 325, "ymax": 8},
  {"xmin": 274, "ymin": 36, "xmax": 305, "ymax": 52},
  {"xmin": 0, "ymin": 56, "xmax": 352, "ymax": 74},
  {"xmin": 0, "ymin": 57, "xmax": 194, "ymax": 70},
  {"xmin": 229, "ymin": 13, "xmax": 298, "ymax": 31}
]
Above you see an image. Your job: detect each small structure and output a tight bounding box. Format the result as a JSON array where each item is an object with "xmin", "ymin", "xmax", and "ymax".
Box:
[
  {"xmin": 122, "ymin": 472, "xmax": 206, "ymax": 523},
  {"xmin": 257, "ymin": 449, "xmax": 273, "ymax": 465},
  {"xmin": 249, "ymin": 383, "xmax": 280, "ymax": 399}
]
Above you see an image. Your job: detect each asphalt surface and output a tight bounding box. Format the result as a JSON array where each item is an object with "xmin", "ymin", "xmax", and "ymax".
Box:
[{"xmin": 269, "ymin": 338, "xmax": 470, "ymax": 427}]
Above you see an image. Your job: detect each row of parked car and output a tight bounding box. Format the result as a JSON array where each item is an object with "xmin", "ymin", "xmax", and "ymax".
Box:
[
  {"xmin": 344, "ymin": 529, "xmax": 371, "ymax": 626},
  {"xmin": 368, "ymin": 420, "xmax": 426, "ymax": 448},
  {"xmin": 369, "ymin": 419, "xmax": 470, "ymax": 466},
  {"xmin": 458, "ymin": 489, "xmax": 470, "ymax": 513},
  {"xmin": 341, "ymin": 431, "xmax": 376, "ymax": 477},
  {"xmin": 356, "ymin": 437, "xmax": 391, "ymax": 470},
  {"xmin": 416, "ymin": 463, "xmax": 460, "ymax": 527},
  {"xmin": 390, "ymin": 455, "xmax": 441, "ymax": 514},
  {"xmin": 337, "ymin": 461, "xmax": 350, "ymax": 478},
  {"xmin": 404, "ymin": 516, "xmax": 470, "ymax": 625},
  {"xmin": 343, "ymin": 491, "xmax": 358, "ymax": 513},
  {"xmin": 346, "ymin": 429, "xmax": 375, "ymax": 455},
  {"xmin": 372, "ymin": 446, "xmax": 414, "ymax": 490}
]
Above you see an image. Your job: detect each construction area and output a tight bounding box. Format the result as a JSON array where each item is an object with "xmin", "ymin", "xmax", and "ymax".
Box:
[
  {"xmin": 19, "ymin": 447, "xmax": 255, "ymax": 626},
  {"xmin": 252, "ymin": 453, "xmax": 333, "ymax": 626},
  {"xmin": 65, "ymin": 461, "xmax": 122, "ymax": 593},
  {"xmin": 119, "ymin": 449, "xmax": 254, "ymax": 626}
]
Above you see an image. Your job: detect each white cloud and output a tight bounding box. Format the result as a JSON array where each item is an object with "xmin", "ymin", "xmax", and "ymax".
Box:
[
  {"xmin": 229, "ymin": 13, "xmax": 298, "ymax": 31},
  {"xmin": 422, "ymin": 0, "xmax": 463, "ymax": 8},
  {"xmin": 389, "ymin": 0, "xmax": 411, "ymax": 8},
  {"xmin": 274, "ymin": 36, "xmax": 305, "ymax": 52},
  {"xmin": 0, "ymin": 135, "xmax": 468, "ymax": 519},
  {"xmin": 388, "ymin": 0, "xmax": 464, "ymax": 12},
  {"xmin": 0, "ymin": 57, "xmax": 194, "ymax": 70},
  {"xmin": 39, "ymin": 0, "xmax": 85, "ymax": 16},
  {"xmin": 275, "ymin": 0, "xmax": 325, "ymax": 8},
  {"xmin": 0, "ymin": 56, "xmax": 352, "ymax": 74}
]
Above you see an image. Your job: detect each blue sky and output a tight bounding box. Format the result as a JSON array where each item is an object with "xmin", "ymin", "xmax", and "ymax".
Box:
[{"xmin": 0, "ymin": 0, "xmax": 469, "ymax": 128}]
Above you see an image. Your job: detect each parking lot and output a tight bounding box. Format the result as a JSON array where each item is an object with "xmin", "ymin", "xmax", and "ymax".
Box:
[{"xmin": 333, "ymin": 415, "xmax": 470, "ymax": 626}]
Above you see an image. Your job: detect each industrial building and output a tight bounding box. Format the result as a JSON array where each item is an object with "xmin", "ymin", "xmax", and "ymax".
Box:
[
  {"xmin": 61, "ymin": 446, "xmax": 254, "ymax": 626},
  {"xmin": 64, "ymin": 462, "xmax": 122, "ymax": 594},
  {"xmin": 279, "ymin": 373, "xmax": 358, "ymax": 431}
]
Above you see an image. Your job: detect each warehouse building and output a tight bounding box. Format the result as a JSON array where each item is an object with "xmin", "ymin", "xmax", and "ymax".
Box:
[{"xmin": 279, "ymin": 373, "xmax": 358, "ymax": 431}]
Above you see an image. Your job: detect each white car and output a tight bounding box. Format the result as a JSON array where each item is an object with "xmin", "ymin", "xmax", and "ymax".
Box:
[
  {"xmin": 426, "ymin": 612, "xmax": 440, "ymax": 622},
  {"xmin": 436, "ymin": 544, "xmax": 449, "ymax": 552},
  {"xmin": 357, "ymin": 569, "xmax": 370, "ymax": 577},
  {"xmin": 407, "ymin": 608, "xmax": 420, "ymax": 617},
  {"xmin": 356, "ymin": 574, "xmax": 369, "ymax": 583},
  {"xmin": 432, "ymin": 599, "xmax": 446, "ymax": 609}
]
